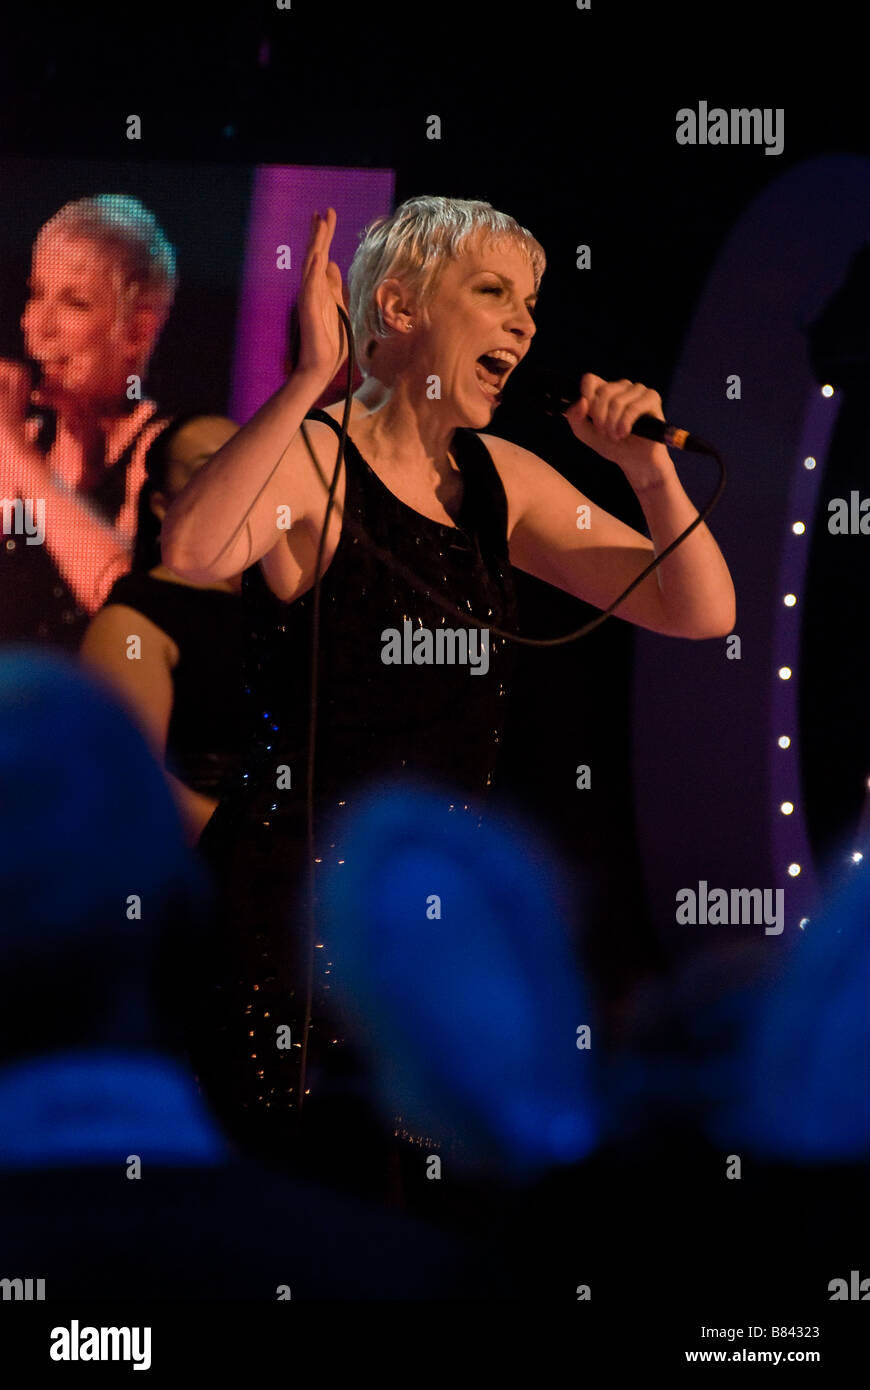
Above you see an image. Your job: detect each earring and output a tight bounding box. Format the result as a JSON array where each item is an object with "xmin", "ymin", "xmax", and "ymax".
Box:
[{"xmin": 406, "ymin": 321, "xmax": 413, "ymax": 330}]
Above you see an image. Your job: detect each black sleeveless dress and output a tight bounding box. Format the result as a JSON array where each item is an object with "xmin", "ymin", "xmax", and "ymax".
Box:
[
  {"xmin": 193, "ymin": 407, "xmax": 519, "ymax": 1177},
  {"xmin": 1, "ymin": 406, "xmax": 167, "ymax": 651},
  {"xmin": 99, "ymin": 570, "xmax": 247, "ymax": 800}
]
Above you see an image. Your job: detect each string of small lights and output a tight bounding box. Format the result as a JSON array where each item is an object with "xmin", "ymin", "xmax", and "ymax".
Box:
[{"xmin": 770, "ymin": 380, "xmax": 867, "ymax": 933}]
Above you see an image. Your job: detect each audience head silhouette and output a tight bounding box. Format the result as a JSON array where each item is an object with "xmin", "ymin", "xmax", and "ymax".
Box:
[{"xmin": 0, "ymin": 648, "xmax": 210, "ymax": 1067}]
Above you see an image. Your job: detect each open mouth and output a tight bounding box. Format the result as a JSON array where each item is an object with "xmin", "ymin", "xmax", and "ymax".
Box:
[{"xmin": 475, "ymin": 351, "xmax": 515, "ymax": 401}]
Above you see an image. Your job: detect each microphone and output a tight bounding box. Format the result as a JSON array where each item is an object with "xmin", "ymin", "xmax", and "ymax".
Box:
[{"xmin": 507, "ymin": 365, "xmax": 715, "ymax": 455}]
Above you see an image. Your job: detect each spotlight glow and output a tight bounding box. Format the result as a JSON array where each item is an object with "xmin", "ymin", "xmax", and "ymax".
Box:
[
  {"xmin": 788, "ymin": 863, "xmax": 801, "ymax": 877},
  {"xmin": 780, "ymin": 801, "xmax": 794, "ymax": 815},
  {"xmin": 783, "ymin": 594, "xmax": 797, "ymax": 607},
  {"xmin": 778, "ymin": 666, "xmax": 792, "ymax": 680},
  {"xmin": 792, "ymin": 521, "xmax": 806, "ymax": 535},
  {"xmin": 778, "ymin": 736, "xmax": 791, "ymax": 749}
]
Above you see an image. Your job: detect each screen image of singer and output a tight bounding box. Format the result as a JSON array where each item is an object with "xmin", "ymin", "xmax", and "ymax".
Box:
[{"xmin": 0, "ymin": 157, "xmax": 394, "ymax": 649}]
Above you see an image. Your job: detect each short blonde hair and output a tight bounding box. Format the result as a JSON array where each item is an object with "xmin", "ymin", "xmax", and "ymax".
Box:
[
  {"xmin": 347, "ymin": 195, "xmax": 545, "ymax": 375},
  {"xmin": 37, "ymin": 194, "xmax": 177, "ymax": 340}
]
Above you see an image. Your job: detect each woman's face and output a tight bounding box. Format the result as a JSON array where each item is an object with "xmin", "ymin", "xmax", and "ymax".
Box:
[
  {"xmin": 400, "ymin": 232, "xmax": 539, "ymax": 428},
  {"xmin": 21, "ymin": 233, "xmax": 150, "ymax": 411},
  {"xmin": 150, "ymin": 416, "xmax": 239, "ymax": 520}
]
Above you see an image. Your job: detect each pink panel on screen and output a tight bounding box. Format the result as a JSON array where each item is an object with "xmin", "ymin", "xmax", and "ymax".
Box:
[{"xmin": 229, "ymin": 166, "xmax": 395, "ymax": 423}]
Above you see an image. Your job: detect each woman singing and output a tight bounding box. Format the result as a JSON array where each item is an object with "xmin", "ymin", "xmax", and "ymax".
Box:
[
  {"xmin": 162, "ymin": 196, "xmax": 735, "ymax": 1184},
  {"xmin": 0, "ymin": 194, "xmax": 176, "ymax": 649}
]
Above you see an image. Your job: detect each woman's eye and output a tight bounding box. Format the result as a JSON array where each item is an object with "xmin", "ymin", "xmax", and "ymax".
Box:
[{"xmin": 480, "ymin": 285, "xmax": 501, "ymax": 294}]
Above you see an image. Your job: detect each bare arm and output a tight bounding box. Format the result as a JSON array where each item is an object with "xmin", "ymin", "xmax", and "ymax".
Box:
[
  {"xmin": 15, "ymin": 444, "xmax": 135, "ymax": 609},
  {"xmin": 162, "ymin": 207, "xmax": 348, "ymax": 584},
  {"xmin": 2, "ymin": 400, "xmax": 134, "ymax": 613},
  {"xmin": 481, "ymin": 371, "xmax": 735, "ymax": 640},
  {"xmin": 166, "ymin": 772, "xmax": 221, "ymax": 844},
  {"xmin": 491, "ymin": 434, "xmax": 734, "ymax": 638},
  {"xmin": 79, "ymin": 603, "xmax": 218, "ymax": 843},
  {"xmin": 160, "ymin": 368, "xmax": 334, "ymax": 582}
]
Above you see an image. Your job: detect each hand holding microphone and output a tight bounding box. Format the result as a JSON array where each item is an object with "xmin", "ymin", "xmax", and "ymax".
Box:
[
  {"xmin": 512, "ymin": 365, "xmax": 715, "ymax": 460},
  {"xmin": 0, "ymin": 359, "xmax": 32, "ymax": 439},
  {"xmin": 0, "ymin": 359, "xmax": 55, "ymax": 501},
  {"xmin": 0, "ymin": 359, "xmax": 34, "ymax": 495},
  {"xmin": 564, "ymin": 373, "xmax": 673, "ymax": 481}
]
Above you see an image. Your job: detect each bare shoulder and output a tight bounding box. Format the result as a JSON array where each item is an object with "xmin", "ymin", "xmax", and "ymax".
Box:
[
  {"xmin": 476, "ymin": 430, "xmax": 551, "ymax": 478},
  {"xmin": 81, "ymin": 601, "xmax": 179, "ymax": 669},
  {"xmin": 319, "ymin": 400, "xmax": 366, "ymax": 431},
  {"xmin": 258, "ymin": 410, "xmax": 349, "ymax": 602},
  {"xmin": 297, "ymin": 411, "xmax": 352, "ymax": 485},
  {"xmin": 475, "ymin": 431, "xmax": 556, "ymax": 533},
  {"xmin": 300, "ymin": 412, "xmax": 344, "ymax": 447}
]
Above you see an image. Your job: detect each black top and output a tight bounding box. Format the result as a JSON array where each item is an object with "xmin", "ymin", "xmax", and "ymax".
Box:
[
  {"xmin": 229, "ymin": 405, "xmax": 519, "ymax": 818},
  {"xmin": 193, "ymin": 408, "xmax": 521, "ymax": 1146},
  {"xmin": 101, "ymin": 570, "xmax": 247, "ymax": 798},
  {"xmin": 0, "ymin": 408, "xmax": 167, "ymax": 651}
]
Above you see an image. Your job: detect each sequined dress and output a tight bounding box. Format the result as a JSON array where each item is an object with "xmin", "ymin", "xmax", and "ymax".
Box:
[{"xmin": 193, "ymin": 407, "xmax": 519, "ymax": 1170}]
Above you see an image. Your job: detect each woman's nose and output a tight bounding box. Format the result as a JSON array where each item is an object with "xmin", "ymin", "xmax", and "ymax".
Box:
[
  {"xmin": 507, "ymin": 308, "xmax": 535, "ymax": 341},
  {"xmin": 23, "ymin": 305, "xmax": 58, "ymax": 341}
]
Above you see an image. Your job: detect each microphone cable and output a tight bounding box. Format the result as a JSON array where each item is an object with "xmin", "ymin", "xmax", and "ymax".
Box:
[
  {"xmin": 293, "ymin": 305, "xmax": 726, "ymax": 1106},
  {"xmin": 200, "ymin": 301, "xmax": 726, "ymax": 1108},
  {"xmin": 296, "ymin": 310, "xmax": 353, "ymax": 1110},
  {"xmin": 297, "ymin": 321, "xmax": 727, "ymax": 650}
]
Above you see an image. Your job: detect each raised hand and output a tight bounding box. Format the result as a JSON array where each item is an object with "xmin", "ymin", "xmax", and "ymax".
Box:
[{"xmin": 295, "ymin": 208, "xmax": 349, "ymax": 388}]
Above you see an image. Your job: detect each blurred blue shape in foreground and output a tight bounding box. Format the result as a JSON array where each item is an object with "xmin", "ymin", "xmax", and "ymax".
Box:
[{"xmin": 320, "ymin": 777, "xmax": 600, "ymax": 1180}]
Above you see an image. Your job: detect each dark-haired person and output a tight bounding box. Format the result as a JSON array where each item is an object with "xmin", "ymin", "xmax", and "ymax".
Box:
[
  {"xmin": 0, "ymin": 194, "xmax": 176, "ymax": 648},
  {"xmin": 162, "ymin": 197, "xmax": 737, "ymax": 1179},
  {"xmin": 80, "ymin": 414, "xmax": 247, "ymax": 842}
]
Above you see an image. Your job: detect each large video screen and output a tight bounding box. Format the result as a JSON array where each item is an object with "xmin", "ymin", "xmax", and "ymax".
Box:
[{"xmin": 0, "ymin": 158, "xmax": 394, "ymax": 646}]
